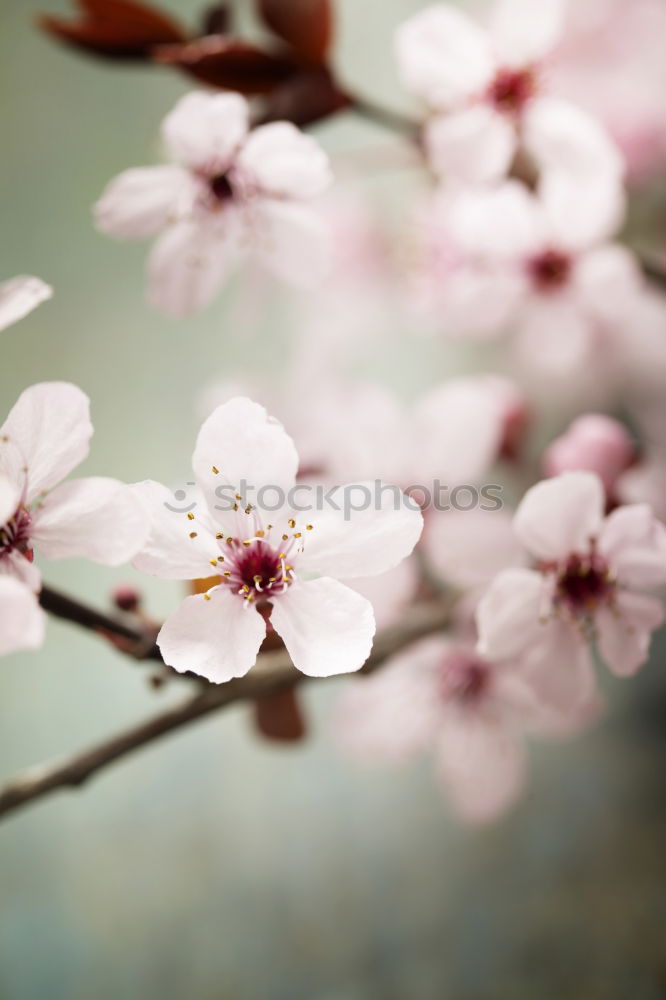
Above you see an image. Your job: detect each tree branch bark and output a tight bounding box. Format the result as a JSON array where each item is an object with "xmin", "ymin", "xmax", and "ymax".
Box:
[{"xmin": 0, "ymin": 600, "xmax": 450, "ymax": 822}]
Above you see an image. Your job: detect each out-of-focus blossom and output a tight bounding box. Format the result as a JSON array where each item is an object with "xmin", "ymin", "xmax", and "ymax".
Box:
[
  {"xmin": 395, "ymin": 0, "xmax": 622, "ymax": 184},
  {"xmin": 424, "ymin": 506, "xmax": 525, "ymax": 596},
  {"xmin": 417, "ymin": 178, "xmax": 645, "ymax": 399},
  {"xmin": 334, "ymin": 633, "xmax": 597, "ymax": 824},
  {"xmin": 0, "ymin": 383, "xmax": 147, "ymax": 655},
  {"xmin": 477, "ymin": 472, "xmax": 666, "ymax": 711},
  {"xmin": 0, "ymin": 276, "xmax": 52, "ymax": 332},
  {"xmin": 95, "ymin": 91, "xmax": 333, "ymax": 317},
  {"xmin": 0, "ymin": 478, "xmax": 46, "ymax": 656},
  {"xmin": 132, "ymin": 397, "xmax": 423, "ymax": 683},
  {"xmin": 549, "ymin": 0, "xmax": 666, "ymax": 182},
  {"xmin": 543, "ymin": 414, "xmax": 636, "ymax": 498}
]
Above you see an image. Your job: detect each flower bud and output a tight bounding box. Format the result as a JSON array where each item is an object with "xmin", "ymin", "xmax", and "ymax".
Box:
[{"xmin": 543, "ymin": 415, "xmax": 636, "ymax": 495}]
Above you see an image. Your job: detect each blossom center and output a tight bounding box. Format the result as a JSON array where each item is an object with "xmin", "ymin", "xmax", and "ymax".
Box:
[
  {"xmin": 488, "ymin": 67, "xmax": 536, "ymax": 115},
  {"xmin": 555, "ymin": 551, "xmax": 615, "ymax": 614},
  {"xmin": 527, "ymin": 249, "xmax": 572, "ymax": 293},
  {"xmin": 0, "ymin": 506, "xmax": 33, "ymax": 561},
  {"xmin": 440, "ymin": 650, "xmax": 490, "ymax": 704},
  {"xmin": 209, "ymin": 172, "xmax": 235, "ymax": 203}
]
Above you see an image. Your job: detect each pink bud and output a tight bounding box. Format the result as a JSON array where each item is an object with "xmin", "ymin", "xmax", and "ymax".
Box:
[
  {"xmin": 112, "ymin": 584, "xmax": 141, "ymax": 613},
  {"xmin": 543, "ymin": 415, "xmax": 636, "ymax": 495}
]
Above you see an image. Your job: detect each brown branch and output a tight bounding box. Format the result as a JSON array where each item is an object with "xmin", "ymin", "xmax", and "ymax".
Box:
[
  {"xmin": 348, "ymin": 94, "xmax": 419, "ymax": 138},
  {"xmin": 0, "ymin": 600, "xmax": 450, "ymax": 821}
]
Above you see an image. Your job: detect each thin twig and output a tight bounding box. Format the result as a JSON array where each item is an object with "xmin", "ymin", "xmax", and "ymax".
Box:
[
  {"xmin": 39, "ymin": 586, "xmax": 161, "ymax": 660},
  {"xmin": 0, "ymin": 601, "xmax": 450, "ymax": 821},
  {"xmin": 348, "ymin": 94, "xmax": 420, "ymax": 139}
]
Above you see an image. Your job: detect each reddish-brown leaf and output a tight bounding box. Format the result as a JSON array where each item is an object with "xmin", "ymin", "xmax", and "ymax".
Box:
[
  {"xmin": 260, "ymin": 66, "xmax": 350, "ymax": 127},
  {"xmin": 154, "ymin": 37, "xmax": 297, "ymax": 94},
  {"xmin": 258, "ymin": 0, "xmax": 333, "ymax": 65},
  {"xmin": 254, "ymin": 689, "xmax": 307, "ymax": 743},
  {"xmin": 39, "ymin": 0, "xmax": 187, "ymax": 59}
]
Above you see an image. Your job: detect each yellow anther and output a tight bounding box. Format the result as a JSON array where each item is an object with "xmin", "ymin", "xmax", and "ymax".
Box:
[
  {"xmin": 243, "ymin": 539, "xmax": 251, "ymax": 547},
  {"xmin": 189, "ymin": 532, "xmax": 198, "ymax": 539},
  {"xmin": 204, "ymin": 593, "xmax": 211, "ymax": 601},
  {"xmin": 256, "ymin": 530, "xmax": 265, "ymax": 538},
  {"xmin": 288, "ymin": 518, "xmax": 296, "ymax": 528},
  {"xmin": 217, "ymin": 556, "xmax": 224, "ymax": 562},
  {"xmin": 212, "ymin": 466, "xmax": 219, "ymax": 475},
  {"xmin": 223, "ymin": 571, "xmax": 231, "ymax": 577},
  {"xmin": 210, "ymin": 559, "xmax": 218, "ymax": 567},
  {"xmin": 216, "ymin": 532, "xmax": 224, "ymax": 539},
  {"xmin": 187, "ymin": 512, "xmax": 195, "ymax": 521},
  {"xmin": 294, "ymin": 532, "xmax": 302, "ymax": 539},
  {"xmin": 233, "ymin": 503, "xmax": 239, "ymax": 512},
  {"xmin": 306, "ymin": 524, "xmax": 313, "ymax": 531}
]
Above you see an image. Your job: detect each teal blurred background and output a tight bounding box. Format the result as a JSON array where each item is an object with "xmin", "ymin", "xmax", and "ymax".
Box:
[{"xmin": 2, "ymin": 2, "xmax": 666, "ymax": 997}]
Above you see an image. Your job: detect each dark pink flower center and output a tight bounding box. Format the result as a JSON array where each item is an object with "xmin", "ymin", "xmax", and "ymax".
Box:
[
  {"xmin": 440, "ymin": 650, "xmax": 490, "ymax": 704},
  {"xmin": 0, "ymin": 506, "xmax": 32, "ymax": 557},
  {"xmin": 527, "ymin": 249, "xmax": 572, "ymax": 293},
  {"xmin": 555, "ymin": 552, "xmax": 615, "ymax": 613},
  {"xmin": 209, "ymin": 172, "xmax": 235, "ymax": 203},
  {"xmin": 489, "ymin": 67, "xmax": 536, "ymax": 115},
  {"xmin": 216, "ymin": 538, "xmax": 294, "ymax": 605}
]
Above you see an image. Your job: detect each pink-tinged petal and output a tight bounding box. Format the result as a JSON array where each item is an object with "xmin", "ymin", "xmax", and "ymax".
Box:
[
  {"xmin": 513, "ymin": 472, "xmax": 605, "ymax": 562},
  {"xmin": 1, "ymin": 382, "xmax": 92, "ymax": 500},
  {"xmin": 543, "ymin": 415, "xmax": 635, "ymax": 495},
  {"xmin": 425, "ymin": 508, "xmax": 525, "ymax": 590},
  {"xmin": 444, "ymin": 180, "xmax": 544, "ymax": 260},
  {"xmin": 518, "ymin": 616, "xmax": 597, "ymax": 714},
  {"xmin": 598, "ymin": 504, "xmax": 666, "ymax": 588},
  {"xmin": 490, "ymin": 0, "xmax": 565, "ymax": 65},
  {"xmin": 434, "ymin": 709, "xmax": 527, "ymax": 824},
  {"xmin": 270, "ymin": 577, "xmax": 375, "ymax": 677},
  {"xmin": 395, "ymin": 5, "xmax": 495, "ymax": 108},
  {"xmin": 0, "ymin": 276, "xmax": 52, "ymax": 332},
  {"xmin": 296, "ymin": 483, "xmax": 423, "ymax": 580},
  {"xmin": 573, "ymin": 245, "xmax": 643, "ymax": 321},
  {"xmin": 158, "ymin": 586, "xmax": 265, "ymax": 683},
  {"xmin": 617, "ymin": 458, "xmax": 666, "ymax": 524},
  {"xmin": 1, "ymin": 550, "xmax": 42, "ymax": 591},
  {"xmin": 524, "ymin": 97, "xmax": 625, "ymax": 180},
  {"xmin": 236, "ymin": 123, "xmax": 332, "ymax": 200},
  {"xmin": 411, "ymin": 377, "xmax": 509, "ymax": 484},
  {"xmin": 539, "ymin": 169, "xmax": 625, "ymax": 251},
  {"xmin": 30, "ymin": 477, "xmax": 148, "ymax": 565},
  {"xmin": 193, "ymin": 397, "xmax": 299, "ymax": 520},
  {"xmin": 333, "ymin": 636, "xmax": 449, "ymax": 760},
  {"xmin": 596, "ymin": 590, "xmax": 664, "ymax": 677},
  {"xmin": 476, "ymin": 567, "xmax": 549, "ymax": 660},
  {"xmin": 161, "ymin": 91, "xmax": 249, "ymax": 171},
  {"xmin": 130, "ymin": 479, "xmax": 218, "ymax": 580},
  {"xmin": 0, "ymin": 475, "xmax": 20, "ymax": 526},
  {"xmin": 250, "ymin": 199, "xmax": 331, "ymax": 287},
  {"xmin": 345, "ymin": 557, "xmax": 419, "ymax": 630},
  {"xmin": 0, "ymin": 577, "xmax": 46, "ymax": 656},
  {"xmin": 425, "ymin": 106, "xmax": 516, "ymax": 183},
  {"xmin": 514, "ymin": 296, "xmax": 598, "ymax": 383},
  {"xmin": 94, "ymin": 166, "xmax": 198, "ymax": 240},
  {"xmin": 147, "ymin": 217, "xmax": 240, "ymax": 318}
]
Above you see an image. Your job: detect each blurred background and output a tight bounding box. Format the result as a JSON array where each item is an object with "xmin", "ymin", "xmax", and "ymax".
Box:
[{"xmin": 1, "ymin": 1, "xmax": 666, "ymax": 997}]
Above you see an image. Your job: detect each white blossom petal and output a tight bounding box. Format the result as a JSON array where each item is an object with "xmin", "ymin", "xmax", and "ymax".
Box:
[
  {"xmin": 0, "ymin": 276, "xmax": 52, "ymax": 332},
  {"xmin": 94, "ymin": 166, "xmax": 197, "ymax": 240},
  {"xmin": 425, "ymin": 508, "xmax": 525, "ymax": 590},
  {"xmin": 435, "ymin": 710, "xmax": 527, "ymax": 823},
  {"xmin": 539, "ymin": 169, "xmax": 625, "ymax": 251},
  {"xmin": 476, "ymin": 567, "xmax": 550, "ymax": 660},
  {"xmin": 573, "ymin": 245, "xmax": 643, "ymax": 321},
  {"xmin": 0, "ymin": 475, "xmax": 20, "ymax": 526},
  {"xmin": 236, "ymin": 122, "xmax": 332, "ymax": 200},
  {"xmin": 161, "ymin": 91, "xmax": 249, "ymax": 171},
  {"xmin": 270, "ymin": 577, "xmax": 375, "ymax": 677},
  {"xmin": 524, "ymin": 97, "xmax": 625, "ymax": 179},
  {"xmin": 250, "ymin": 199, "xmax": 331, "ymax": 287},
  {"xmin": 158, "ymin": 586, "xmax": 265, "ymax": 683},
  {"xmin": 513, "ymin": 472, "xmax": 605, "ymax": 562},
  {"xmin": 490, "ymin": 0, "xmax": 566, "ymax": 66},
  {"xmin": 596, "ymin": 590, "xmax": 664, "ymax": 677},
  {"xmin": 147, "ymin": 216, "xmax": 240, "ymax": 318},
  {"xmin": 131, "ymin": 479, "xmax": 219, "ymax": 580},
  {"xmin": 395, "ymin": 5, "xmax": 495, "ymax": 108},
  {"xmin": 31, "ymin": 477, "xmax": 148, "ymax": 565},
  {"xmin": 425, "ymin": 106, "xmax": 516, "ymax": 183},
  {"xmin": 0, "ymin": 382, "xmax": 92, "ymax": 501},
  {"xmin": 518, "ymin": 616, "xmax": 597, "ymax": 714},
  {"xmin": 0, "ymin": 577, "xmax": 46, "ymax": 656},
  {"xmin": 598, "ymin": 504, "xmax": 666, "ymax": 588},
  {"xmin": 192, "ymin": 397, "xmax": 299, "ymax": 523},
  {"xmin": 296, "ymin": 483, "xmax": 423, "ymax": 580}
]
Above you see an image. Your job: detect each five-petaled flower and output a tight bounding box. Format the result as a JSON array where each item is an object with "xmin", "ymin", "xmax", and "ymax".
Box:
[
  {"xmin": 396, "ymin": 0, "xmax": 623, "ymax": 185},
  {"xmin": 132, "ymin": 397, "xmax": 424, "ymax": 683},
  {"xmin": 476, "ymin": 472, "xmax": 666, "ymax": 712},
  {"xmin": 95, "ymin": 91, "xmax": 333, "ymax": 317},
  {"xmin": 0, "ymin": 382, "xmax": 148, "ymax": 655}
]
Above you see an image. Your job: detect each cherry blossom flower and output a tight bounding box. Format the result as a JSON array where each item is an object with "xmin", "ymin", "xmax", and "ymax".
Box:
[
  {"xmin": 0, "ymin": 276, "xmax": 52, "ymax": 332},
  {"xmin": 95, "ymin": 91, "xmax": 333, "ymax": 317},
  {"xmin": 476, "ymin": 472, "xmax": 666, "ymax": 711},
  {"xmin": 334, "ymin": 633, "xmax": 597, "ymax": 824},
  {"xmin": 543, "ymin": 414, "xmax": 636, "ymax": 499},
  {"xmin": 418, "ymin": 178, "xmax": 643, "ymax": 396},
  {"xmin": 0, "ymin": 383, "xmax": 148, "ymax": 647},
  {"xmin": 395, "ymin": 0, "xmax": 623, "ymax": 184},
  {"xmin": 132, "ymin": 397, "xmax": 423, "ymax": 683}
]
